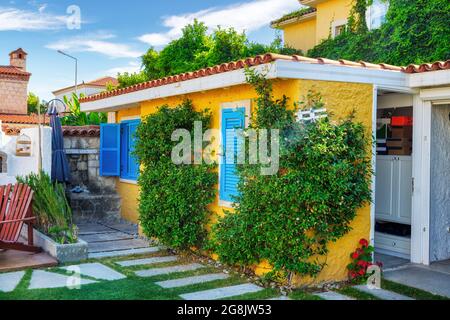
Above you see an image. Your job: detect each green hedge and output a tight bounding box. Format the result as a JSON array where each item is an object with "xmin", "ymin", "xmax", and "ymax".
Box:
[{"xmin": 135, "ymin": 100, "xmax": 217, "ymax": 249}]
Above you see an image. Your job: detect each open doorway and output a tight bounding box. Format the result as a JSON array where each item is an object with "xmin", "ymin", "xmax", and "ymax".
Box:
[{"xmin": 374, "ymin": 91, "xmax": 414, "ymax": 268}]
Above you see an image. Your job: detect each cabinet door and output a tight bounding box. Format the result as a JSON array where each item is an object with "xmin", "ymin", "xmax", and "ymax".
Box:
[
  {"xmin": 375, "ymin": 157, "xmax": 395, "ymax": 221},
  {"xmin": 396, "ymin": 157, "xmax": 412, "ymax": 224}
]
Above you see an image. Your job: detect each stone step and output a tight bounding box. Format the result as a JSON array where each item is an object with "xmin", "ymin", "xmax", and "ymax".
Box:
[
  {"xmin": 180, "ymin": 283, "xmax": 263, "ymax": 300},
  {"xmin": 28, "ymin": 270, "xmax": 97, "ymax": 290},
  {"xmin": 62, "ymin": 263, "xmax": 126, "ymax": 281},
  {"xmin": 116, "ymin": 256, "xmax": 178, "ymax": 267},
  {"xmin": 155, "ymin": 273, "xmax": 230, "ymax": 289},
  {"xmin": 135, "ymin": 263, "xmax": 205, "ymax": 278},
  {"xmin": 88, "ymin": 247, "xmax": 161, "ymax": 259},
  {"xmin": 88, "ymin": 238, "xmax": 150, "ymax": 253},
  {"xmin": 354, "ymin": 285, "xmax": 414, "ymax": 300},
  {"xmin": 0, "ymin": 271, "xmax": 25, "ymax": 293},
  {"xmin": 79, "ymin": 231, "xmax": 134, "ymax": 243},
  {"xmin": 314, "ymin": 291, "xmax": 355, "ymax": 300}
]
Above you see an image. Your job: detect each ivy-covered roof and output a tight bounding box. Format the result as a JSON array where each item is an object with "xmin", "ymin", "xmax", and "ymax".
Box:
[{"xmin": 271, "ymin": 7, "xmax": 317, "ymax": 27}]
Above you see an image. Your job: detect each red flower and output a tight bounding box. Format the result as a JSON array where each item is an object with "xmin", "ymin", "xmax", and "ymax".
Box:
[
  {"xmin": 358, "ymin": 269, "xmax": 366, "ymax": 276},
  {"xmin": 359, "ymin": 239, "xmax": 369, "ymax": 247},
  {"xmin": 357, "ymin": 260, "xmax": 368, "ymax": 268},
  {"xmin": 351, "ymin": 252, "xmax": 359, "ymax": 260}
]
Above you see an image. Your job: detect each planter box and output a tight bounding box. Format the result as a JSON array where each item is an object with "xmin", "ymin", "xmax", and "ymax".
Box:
[{"xmin": 21, "ymin": 224, "xmax": 88, "ymax": 263}]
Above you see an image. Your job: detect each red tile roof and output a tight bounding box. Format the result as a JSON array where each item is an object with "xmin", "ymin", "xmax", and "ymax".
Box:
[
  {"xmin": 87, "ymin": 76, "xmax": 119, "ymax": 87},
  {"xmin": 62, "ymin": 125, "xmax": 100, "ymax": 137},
  {"xmin": 80, "ymin": 53, "xmax": 406, "ymax": 103},
  {"xmin": 0, "ymin": 65, "xmax": 31, "ymax": 76},
  {"xmin": 402, "ymin": 60, "xmax": 450, "ymax": 74},
  {"xmin": 0, "ymin": 114, "xmax": 49, "ymax": 125}
]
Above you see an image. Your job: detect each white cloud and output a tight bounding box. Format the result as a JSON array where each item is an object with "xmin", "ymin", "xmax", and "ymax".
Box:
[
  {"xmin": 105, "ymin": 60, "xmax": 142, "ymax": 76},
  {"xmin": 138, "ymin": 0, "xmax": 300, "ymax": 47},
  {"xmin": 46, "ymin": 33, "xmax": 144, "ymax": 59},
  {"xmin": 0, "ymin": 6, "xmax": 67, "ymax": 31}
]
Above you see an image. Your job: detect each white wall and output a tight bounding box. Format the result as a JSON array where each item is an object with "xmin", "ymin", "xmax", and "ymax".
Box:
[{"xmin": 0, "ymin": 126, "xmax": 52, "ymax": 185}]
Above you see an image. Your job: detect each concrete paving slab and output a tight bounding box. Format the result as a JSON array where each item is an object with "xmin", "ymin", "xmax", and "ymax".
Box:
[
  {"xmin": 314, "ymin": 291, "xmax": 355, "ymax": 300},
  {"xmin": 384, "ymin": 265, "xmax": 450, "ymax": 298},
  {"xmin": 156, "ymin": 273, "xmax": 229, "ymax": 288},
  {"xmin": 354, "ymin": 285, "xmax": 414, "ymax": 300},
  {"xmin": 429, "ymin": 260, "xmax": 450, "ymax": 275},
  {"xmin": 374, "ymin": 253, "xmax": 409, "ymax": 270},
  {"xmin": 0, "ymin": 271, "xmax": 25, "ymax": 292},
  {"xmin": 180, "ymin": 283, "xmax": 263, "ymax": 300},
  {"xmin": 135, "ymin": 263, "xmax": 205, "ymax": 277},
  {"xmin": 79, "ymin": 231, "xmax": 134, "ymax": 243},
  {"xmin": 88, "ymin": 238, "xmax": 150, "ymax": 253},
  {"xmin": 116, "ymin": 256, "xmax": 178, "ymax": 267},
  {"xmin": 88, "ymin": 247, "xmax": 160, "ymax": 259},
  {"xmin": 28, "ymin": 270, "xmax": 97, "ymax": 290},
  {"xmin": 77, "ymin": 223, "xmax": 115, "ymax": 235},
  {"xmin": 62, "ymin": 263, "xmax": 126, "ymax": 281}
]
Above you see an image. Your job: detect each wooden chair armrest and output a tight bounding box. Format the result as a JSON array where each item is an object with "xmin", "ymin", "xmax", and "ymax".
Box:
[{"xmin": 0, "ymin": 217, "xmax": 36, "ymax": 225}]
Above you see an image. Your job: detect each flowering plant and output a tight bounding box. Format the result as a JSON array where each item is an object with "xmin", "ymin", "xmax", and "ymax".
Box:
[{"xmin": 347, "ymin": 239, "xmax": 382, "ymax": 284}]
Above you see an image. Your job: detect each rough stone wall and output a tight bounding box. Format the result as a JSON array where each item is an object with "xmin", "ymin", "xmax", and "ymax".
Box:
[
  {"xmin": 430, "ymin": 104, "xmax": 450, "ymax": 262},
  {"xmin": 0, "ymin": 77, "xmax": 28, "ymax": 114},
  {"xmin": 63, "ymin": 135, "xmax": 116, "ymax": 191}
]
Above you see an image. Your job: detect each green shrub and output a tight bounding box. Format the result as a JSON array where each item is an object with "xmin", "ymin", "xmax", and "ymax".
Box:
[
  {"xmin": 210, "ymin": 70, "xmax": 372, "ymax": 281},
  {"xmin": 136, "ymin": 100, "xmax": 217, "ymax": 249},
  {"xmin": 17, "ymin": 172, "xmax": 77, "ymax": 244},
  {"xmin": 61, "ymin": 93, "xmax": 107, "ymax": 126}
]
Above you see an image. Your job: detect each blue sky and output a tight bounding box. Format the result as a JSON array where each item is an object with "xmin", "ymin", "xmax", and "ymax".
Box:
[{"xmin": 0, "ymin": 0, "xmax": 300, "ymax": 100}]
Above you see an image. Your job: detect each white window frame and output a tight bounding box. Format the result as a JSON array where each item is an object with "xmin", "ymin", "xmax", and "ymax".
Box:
[{"xmin": 331, "ymin": 19, "xmax": 347, "ymax": 38}]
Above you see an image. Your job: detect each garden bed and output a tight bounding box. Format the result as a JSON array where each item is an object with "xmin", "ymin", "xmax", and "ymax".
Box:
[{"xmin": 21, "ymin": 224, "xmax": 88, "ymax": 263}]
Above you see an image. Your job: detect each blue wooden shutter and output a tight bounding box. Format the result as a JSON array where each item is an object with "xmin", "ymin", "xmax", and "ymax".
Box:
[
  {"xmin": 127, "ymin": 120, "xmax": 140, "ymax": 180},
  {"xmin": 100, "ymin": 124, "xmax": 121, "ymax": 176},
  {"xmin": 220, "ymin": 107, "xmax": 245, "ymax": 202}
]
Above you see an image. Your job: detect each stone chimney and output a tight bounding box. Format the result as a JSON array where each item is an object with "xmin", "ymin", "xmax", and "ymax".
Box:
[{"xmin": 9, "ymin": 48, "xmax": 27, "ymax": 71}]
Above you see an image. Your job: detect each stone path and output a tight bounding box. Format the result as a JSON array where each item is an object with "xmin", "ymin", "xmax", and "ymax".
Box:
[
  {"xmin": 384, "ymin": 264, "xmax": 450, "ymax": 298},
  {"xmin": 135, "ymin": 263, "xmax": 205, "ymax": 277},
  {"xmin": 28, "ymin": 270, "xmax": 97, "ymax": 290},
  {"xmin": 180, "ymin": 283, "xmax": 263, "ymax": 300},
  {"xmin": 354, "ymin": 285, "xmax": 414, "ymax": 300},
  {"xmin": 0, "ymin": 271, "xmax": 25, "ymax": 292},
  {"xmin": 117, "ymin": 256, "xmax": 178, "ymax": 267},
  {"xmin": 62, "ymin": 263, "xmax": 126, "ymax": 281},
  {"xmin": 314, "ymin": 291, "xmax": 355, "ymax": 300},
  {"xmin": 156, "ymin": 273, "xmax": 229, "ymax": 289}
]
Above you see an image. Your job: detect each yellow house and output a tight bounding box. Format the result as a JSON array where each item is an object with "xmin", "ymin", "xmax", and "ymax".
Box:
[
  {"xmin": 78, "ymin": 53, "xmax": 450, "ymax": 286},
  {"xmin": 271, "ymin": 0, "xmax": 390, "ymax": 53}
]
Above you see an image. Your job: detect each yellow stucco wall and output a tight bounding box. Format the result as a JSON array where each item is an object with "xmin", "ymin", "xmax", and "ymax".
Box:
[
  {"xmin": 112, "ymin": 79, "xmax": 374, "ymax": 285},
  {"xmin": 316, "ymin": 0, "xmax": 353, "ymax": 42},
  {"xmin": 280, "ymin": 0, "xmax": 353, "ymax": 52},
  {"xmin": 283, "ymin": 18, "xmax": 317, "ymax": 53}
]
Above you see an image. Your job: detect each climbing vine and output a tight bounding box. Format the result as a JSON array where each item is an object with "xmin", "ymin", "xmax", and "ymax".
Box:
[
  {"xmin": 135, "ymin": 100, "xmax": 217, "ymax": 249},
  {"xmin": 309, "ymin": 0, "xmax": 450, "ymax": 66},
  {"xmin": 210, "ymin": 70, "xmax": 372, "ymax": 281}
]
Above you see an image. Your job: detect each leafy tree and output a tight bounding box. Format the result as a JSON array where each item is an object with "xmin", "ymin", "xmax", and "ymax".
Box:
[
  {"xmin": 61, "ymin": 93, "xmax": 107, "ymax": 126},
  {"xmin": 27, "ymin": 92, "xmax": 46, "ymax": 114},
  {"xmin": 118, "ymin": 21, "xmax": 302, "ymax": 88}
]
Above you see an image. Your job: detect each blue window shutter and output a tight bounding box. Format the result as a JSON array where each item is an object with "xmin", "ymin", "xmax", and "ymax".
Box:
[
  {"xmin": 220, "ymin": 107, "xmax": 245, "ymax": 202},
  {"xmin": 120, "ymin": 123, "xmax": 128, "ymax": 178},
  {"xmin": 100, "ymin": 124, "xmax": 121, "ymax": 176},
  {"xmin": 127, "ymin": 121, "xmax": 140, "ymax": 180}
]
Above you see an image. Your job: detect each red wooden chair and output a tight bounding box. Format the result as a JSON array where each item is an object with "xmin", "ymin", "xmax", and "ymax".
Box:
[{"xmin": 0, "ymin": 183, "xmax": 41, "ymax": 253}]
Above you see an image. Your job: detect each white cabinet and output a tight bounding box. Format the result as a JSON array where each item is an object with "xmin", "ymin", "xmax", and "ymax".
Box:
[{"xmin": 375, "ymin": 155, "xmax": 412, "ymax": 225}]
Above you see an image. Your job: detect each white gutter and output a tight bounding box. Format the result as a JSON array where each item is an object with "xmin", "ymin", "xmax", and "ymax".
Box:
[{"xmin": 81, "ymin": 60, "xmax": 410, "ymax": 112}]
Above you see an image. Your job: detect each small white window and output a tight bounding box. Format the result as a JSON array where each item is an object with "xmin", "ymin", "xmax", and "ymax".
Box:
[
  {"xmin": 331, "ymin": 19, "xmax": 347, "ymax": 38},
  {"xmin": 366, "ymin": 0, "xmax": 389, "ymax": 30}
]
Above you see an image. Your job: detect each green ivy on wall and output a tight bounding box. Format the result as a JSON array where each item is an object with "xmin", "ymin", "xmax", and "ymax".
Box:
[
  {"xmin": 309, "ymin": 0, "xmax": 450, "ymax": 66},
  {"xmin": 209, "ymin": 70, "xmax": 373, "ymax": 282},
  {"xmin": 135, "ymin": 100, "xmax": 217, "ymax": 249}
]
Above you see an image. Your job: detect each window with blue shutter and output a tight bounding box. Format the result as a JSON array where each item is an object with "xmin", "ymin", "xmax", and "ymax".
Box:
[
  {"xmin": 100, "ymin": 124, "xmax": 121, "ymax": 176},
  {"xmin": 120, "ymin": 119, "xmax": 141, "ymax": 181},
  {"xmin": 220, "ymin": 107, "xmax": 246, "ymax": 202}
]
